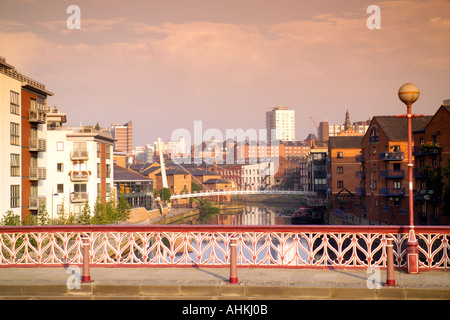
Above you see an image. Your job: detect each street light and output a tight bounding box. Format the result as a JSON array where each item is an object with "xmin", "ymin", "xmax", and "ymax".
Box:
[{"xmin": 398, "ymin": 82, "xmax": 420, "ymax": 274}]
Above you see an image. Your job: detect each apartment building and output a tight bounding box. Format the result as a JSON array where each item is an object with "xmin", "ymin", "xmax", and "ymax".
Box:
[
  {"xmin": 327, "ymin": 136, "xmax": 363, "ymax": 224},
  {"xmin": 355, "ymin": 115, "xmax": 432, "ymax": 225},
  {"xmin": 46, "ymin": 108, "xmax": 115, "ymax": 218},
  {"xmin": 413, "ymin": 104, "xmax": 450, "ymax": 225},
  {"xmin": 242, "ymin": 162, "xmax": 275, "ymax": 190},
  {"xmin": 266, "ymin": 106, "xmax": 296, "ymax": 142},
  {"xmin": 0, "ymin": 57, "xmax": 53, "ymax": 221},
  {"xmin": 111, "ymin": 121, "xmax": 133, "ymax": 153}
]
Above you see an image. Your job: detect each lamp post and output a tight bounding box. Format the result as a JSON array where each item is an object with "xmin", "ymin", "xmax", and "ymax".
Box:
[{"xmin": 398, "ymin": 82, "xmax": 420, "ymax": 274}]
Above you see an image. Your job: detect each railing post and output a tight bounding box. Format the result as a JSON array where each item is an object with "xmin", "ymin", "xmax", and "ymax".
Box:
[
  {"xmin": 229, "ymin": 238, "xmax": 238, "ymax": 284},
  {"xmin": 81, "ymin": 236, "xmax": 93, "ymax": 283},
  {"xmin": 385, "ymin": 238, "xmax": 395, "ymax": 286}
]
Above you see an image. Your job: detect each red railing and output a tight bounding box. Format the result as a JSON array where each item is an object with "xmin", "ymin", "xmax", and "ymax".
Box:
[{"xmin": 1, "ymin": 225, "xmax": 449, "ymax": 270}]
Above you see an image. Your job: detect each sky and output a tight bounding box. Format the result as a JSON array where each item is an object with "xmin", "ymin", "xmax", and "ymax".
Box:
[{"xmin": 1, "ymin": 0, "xmax": 449, "ymax": 147}]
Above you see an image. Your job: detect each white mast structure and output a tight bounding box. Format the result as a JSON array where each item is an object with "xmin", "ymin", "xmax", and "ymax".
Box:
[{"xmin": 158, "ymin": 138, "xmax": 168, "ymax": 189}]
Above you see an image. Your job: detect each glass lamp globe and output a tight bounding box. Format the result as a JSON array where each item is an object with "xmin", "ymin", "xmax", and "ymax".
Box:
[{"xmin": 398, "ymin": 83, "xmax": 420, "ymax": 105}]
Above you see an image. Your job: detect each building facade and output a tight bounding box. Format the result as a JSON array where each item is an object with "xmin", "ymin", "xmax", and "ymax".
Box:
[
  {"xmin": 46, "ymin": 108, "xmax": 115, "ymax": 219},
  {"xmin": 0, "ymin": 57, "xmax": 53, "ymax": 221},
  {"xmin": 413, "ymin": 105, "xmax": 450, "ymax": 225},
  {"xmin": 111, "ymin": 121, "xmax": 133, "ymax": 153},
  {"xmin": 266, "ymin": 106, "xmax": 295, "ymax": 142}
]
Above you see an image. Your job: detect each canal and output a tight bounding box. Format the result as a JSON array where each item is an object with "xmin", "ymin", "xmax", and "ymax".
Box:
[{"xmin": 179, "ymin": 202, "xmax": 303, "ymax": 226}]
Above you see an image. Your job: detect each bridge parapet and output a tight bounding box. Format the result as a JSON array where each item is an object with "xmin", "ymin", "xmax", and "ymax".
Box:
[{"xmin": 1, "ymin": 225, "xmax": 449, "ymax": 270}]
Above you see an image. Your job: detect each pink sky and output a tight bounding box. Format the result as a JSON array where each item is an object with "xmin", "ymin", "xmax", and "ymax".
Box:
[{"xmin": 1, "ymin": 0, "xmax": 449, "ymax": 146}]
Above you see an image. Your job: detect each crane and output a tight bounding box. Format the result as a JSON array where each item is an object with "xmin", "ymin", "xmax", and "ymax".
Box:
[{"xmin": 309, "ymin": 116, "xmax": 318, "ymax": 129}]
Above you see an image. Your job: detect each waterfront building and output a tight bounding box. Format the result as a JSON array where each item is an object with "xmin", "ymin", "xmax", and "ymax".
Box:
[
  {"xmin": 327, "ymin": 136, "xmax": 363, "ymax": 224},
  {"xmin": 355, "ymin": 115, "xmax": 432, "ymax": 225},
  {"xmin": 413, "ymin": 104, "xmax": 450, "ymax": 225},
  {"xmin": 114, "ymin": 164, "xmax": 153, "ymax": 211},
  {"xmin": 0, "ymin": 57, "xmax": 53, "ymax": 221},
  {"xmin": 46, "ymin": 108, "xmax": 115, "ymax": 218}
]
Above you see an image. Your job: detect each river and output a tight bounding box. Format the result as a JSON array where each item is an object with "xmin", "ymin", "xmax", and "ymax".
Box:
[{"xmin": 193, "ymin": 202, "xmax": 300, "ymax": 226}]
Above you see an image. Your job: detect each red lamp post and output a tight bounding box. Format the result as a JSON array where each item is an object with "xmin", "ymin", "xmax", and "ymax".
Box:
[{"xmin": 398, "ymin": 83, "xmax": 420, "ymax": 274}]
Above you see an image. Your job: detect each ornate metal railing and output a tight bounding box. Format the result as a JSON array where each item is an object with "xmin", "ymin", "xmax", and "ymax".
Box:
[{"xmin": 0, "ymin": 225, "xmax": 449, "ymax": 269}]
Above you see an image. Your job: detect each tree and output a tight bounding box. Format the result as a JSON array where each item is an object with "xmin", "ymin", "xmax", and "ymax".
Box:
[
  {"xmin": 117, "ymin": 196, "xmax": 131, "ymax": 222},
  {"xmin": 77, "ymin": 202, "xmax": 92, "ymax": 225},
  {"xmin": 0, "ymin": 211, "xmax": 21, "ymax": 226}
]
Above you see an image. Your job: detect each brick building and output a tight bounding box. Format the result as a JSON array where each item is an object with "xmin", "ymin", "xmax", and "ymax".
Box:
[
  {"xmin": 327, "ymin": 136, "xmax": 363, "ymax": 224},
  {"xmin": 413, "ymin": 104, "xmax": 450, "ymax": 225},
  {"xmin": 355, "ymin": 115, "xmax": 432, "ymax": 225}
]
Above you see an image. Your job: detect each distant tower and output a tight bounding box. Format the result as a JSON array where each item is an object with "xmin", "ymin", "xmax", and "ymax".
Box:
[{"xmin": 344, "ymin": 110, "xmax": 351, "ymax": 130}]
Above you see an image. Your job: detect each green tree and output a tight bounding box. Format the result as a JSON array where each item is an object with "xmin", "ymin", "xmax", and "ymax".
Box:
[
  {"xmin": 0, "ymin": 210, "xmax": 21, "ymax": 226},
  {"xmin": 77, "ymin": 202, "xmax": 92, "ymax": 225},
  {"xmin": 117, "ymin": 196, "xmax": 131, "ymax": 222}
]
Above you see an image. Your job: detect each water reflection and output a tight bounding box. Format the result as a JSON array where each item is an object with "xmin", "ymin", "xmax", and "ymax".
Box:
[{"xmin": 196, "ymin": 204, "xmax": 295, "ymax": 225}]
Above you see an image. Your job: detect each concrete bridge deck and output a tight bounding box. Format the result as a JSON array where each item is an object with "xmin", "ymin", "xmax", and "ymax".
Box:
[{"xmin": 1, "ymin": 267, "xmax": 449, "ymax": 300}]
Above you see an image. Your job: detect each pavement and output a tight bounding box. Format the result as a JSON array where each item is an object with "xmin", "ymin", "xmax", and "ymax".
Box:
[{"xmin": 0, "ymin": 266, "xmax": 449, "ymax": 300}]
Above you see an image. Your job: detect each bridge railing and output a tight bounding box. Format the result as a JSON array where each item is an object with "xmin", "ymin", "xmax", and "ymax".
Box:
[
  {"xmin": 0, "ymin": 225, "xmax": 449, "ymax": 270},
  {"xmin": 171, "ymin": 189, "xmax": 316, "ymax": 199}
]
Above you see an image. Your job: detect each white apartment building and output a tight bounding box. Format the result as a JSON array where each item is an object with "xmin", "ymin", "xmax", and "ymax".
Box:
[
  {"xmin": 266, "ymin": 106, "xmax": 296, "ymax": 142},
  {"xmin": 45, "ymin": 108, "xmax": 115, "ymax": 219},
  {"xmin": 242, "ymin": 162, "xmax": 275, "ymax": 190},
  {"xmin": 0, "ymin": 57, "xmax": 53, "ymax": 221}
]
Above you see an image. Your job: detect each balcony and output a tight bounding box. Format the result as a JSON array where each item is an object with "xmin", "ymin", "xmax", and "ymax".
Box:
[
  {"xmin": 379, "ymin": 151, "xmax": 404, "ymax": 161},
  {"xmin": 71, "ymin": 149, "xmax": 89, "ymax": 161},
  {"xmin": 70, "ymin": 171, "xmax": 90, "ymax": 182},
  {"xmin": 29, "ymin": 167, "xmax": 47, "ymax": 181},
  {"xmin": 29, "ymin": 108, "xmax": 46, "ymax": 124},
  {"xmin": 29, "ymin": 138, "xmax": 46, "ymax": 152},
  {"xmin": 29, "ymin": 196, "xmax": 46, "ymax": 210},
  {"xmin": 413, "ymin": 145, "xmax": 441, "ymax": 157},
  {"xmin": 71, "ymin": 192, "xmax": 89, "ymax": 203},
  {"xmin": 379, "ymin": 169, "xmax": 405, "ymax": 179},
  {"xmin": 380, "ymin": 188, "xmax": 405, "ymax": 197},
  {"xmin": 414, "ymin": 190, "xmax": 441, "ymax": 202}
]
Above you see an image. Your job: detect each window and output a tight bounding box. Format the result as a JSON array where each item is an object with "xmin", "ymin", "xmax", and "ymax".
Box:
[
  {"xmin": 10, "ymin": 154, "xmax": 20, "ymax": 176},
  {"xmin": 57, "ymin": 163, "xmax": 64, "ymax": 172},
  {"xmin": 10, "ymin": 122, "xmax": 20, "ymax": 145},
  {"xmin": 10, "ymin": 185, "xmax": 20, "ymax": 208},
  {"xmin": 337, "ymin": 181, "xmax": 344, "ymax": 188},
  {"xmin": 337, "ymin": 167, "xmax": 343, "ymax": 174},
  {"xmin": 10, "ymin": 91, "xmax": 19, "ymax": 115},
  {"xmin": 74, "ymin": 184, "xmax": 87, "ymax": 193},
  {"xmin": 393, "ymin": 181, "xmax": 401, "ymax": 189},
  {"xmin": 337, "ymin": 152, "xmax": 343, "ymax": 158},
  {"xmin": 74, "ymin": 141, "xmax": 87, "ymax": 150},
  {"xmin": 37, "ymin": 97, "xmax": 45, "ymax": 111},
  {"xmin": 97, "ymin": 142, "xmax": 101, "ymax": 158},
  {"xmin": 97, "ymin": 163, "xmax": 101, "ymax": 177},
  {"xmin": 57, "ymin": 184, "xmax": 64, "ymax": 193},
  {"xmin": 57, "ymin": 141, "xmax": 64, "ymax": 151},
  {"xmin": 30, "ymin": 98, "xmax": 37, "ymax": 111},
  {"xmin": 105, "ymin": 145, "xmax": 111, "ymax": 159}
]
